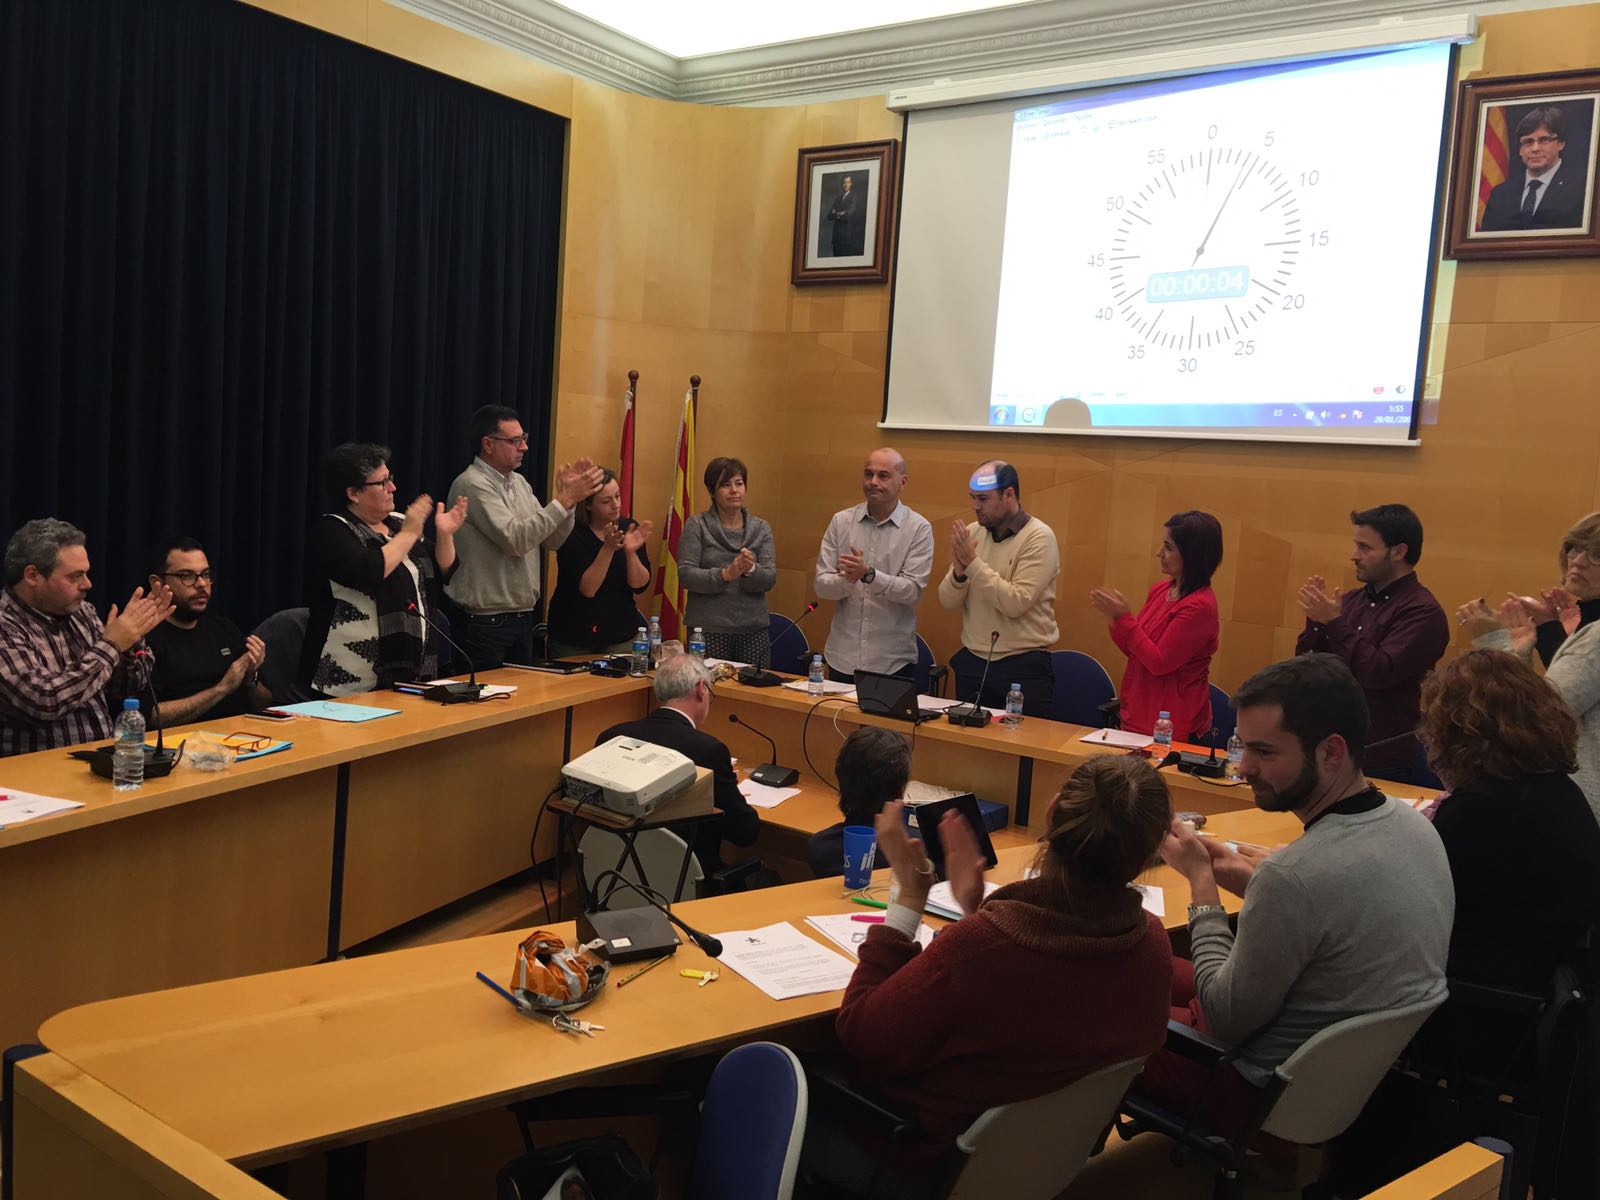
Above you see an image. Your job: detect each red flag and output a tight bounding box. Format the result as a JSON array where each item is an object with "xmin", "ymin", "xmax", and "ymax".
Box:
[
  {"xmin": 654, "ymin": 385, "xmax": 696, "ymax": 640},
  {"xmin": 618, "ymin": 372, "xmax": 636, "ymax": 516},
  {"xmin": 1477, "ymin": 106, "xmax": 1510, "ymax": 228}
]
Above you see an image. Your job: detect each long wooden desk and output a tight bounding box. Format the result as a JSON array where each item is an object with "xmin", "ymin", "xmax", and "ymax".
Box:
[
  {"xmin": 11, "ymin": 814, "xmax": 1281, "ymax": 1197},
  {"xmin": 0, "ymin": 659, "xmax": 1434, "ymax": 1058},
  {"xmin": 0, "ymin": 669, "xmax": 652, "ymax": 1053}
]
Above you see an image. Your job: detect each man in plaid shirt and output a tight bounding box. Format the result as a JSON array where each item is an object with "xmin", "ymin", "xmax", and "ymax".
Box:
[{"xmin": 0, "ymin": 519, "xmax": 173, "ymax": 757}]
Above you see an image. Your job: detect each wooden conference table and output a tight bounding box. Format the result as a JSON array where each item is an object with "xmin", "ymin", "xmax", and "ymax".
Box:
[
  {"xmin": 11, "ymin": 808, "xmax": 1291, "ymax": 1198},
  {"xmin": 0, "ymin": 662, "xmax": 1435, "ymax": 1058}
]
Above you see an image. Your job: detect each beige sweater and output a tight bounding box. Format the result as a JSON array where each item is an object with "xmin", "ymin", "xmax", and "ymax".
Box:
[{"xmin": 937, "ymin": 517, "xmax": 1060, "ymax": 656}]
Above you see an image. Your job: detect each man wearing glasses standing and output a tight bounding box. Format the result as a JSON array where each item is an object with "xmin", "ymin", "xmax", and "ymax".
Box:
[
  {"xmin": 446, "ymin": 406, "xmax": 605, "ymax": 670},
  {"xmin": 144, "ymin": 537, "xmax": 270, "ymax": 723},
  {"xmin": 1480, "ymin": 106, "xmax": 1588, "ymax": 232}
]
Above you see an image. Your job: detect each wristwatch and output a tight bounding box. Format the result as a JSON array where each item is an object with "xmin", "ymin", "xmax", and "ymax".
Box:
[
  {"xmin": 1187, "ymin": 903, "xmax": 1226, "ymax": 922},
  {"xmin": 862, "ymin": 567, "xmax": 877, "ymax": 585}
]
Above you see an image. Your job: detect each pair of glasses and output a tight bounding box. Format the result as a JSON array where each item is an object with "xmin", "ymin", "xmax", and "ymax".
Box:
[
  {"xmin": 489, "ymin": 434, "xmax": 530, "ymax": 446},
  {"xmin": 161, "ymin": 570, "xmax": 214, "ymax": 586},
  {"xmin": 1520, "ymin": 135, "xmax": 1561, "ymax": 147},
  {"xmin": 221, "ymin": 733, "xmax": 270, "ymax": 753},
  {"xmin": 357, "ymin": 474, "xmax": 396, "ymax": 489}
]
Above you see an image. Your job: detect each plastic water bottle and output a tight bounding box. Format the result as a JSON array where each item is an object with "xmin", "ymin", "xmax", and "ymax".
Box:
[
  {"xmin": 630, "ymin": 626, "xmax": 649, "ymax": 677},
  {"xmin": 1226, "ymin": 730, "xmax": 1244, "ymax": 780},
  {"xmin": 112, "ymin": 698, "xmax": 146, "ymax": 791},
  {"xmin": 1153, "ymin": 710, "xmax": 1174, "ymax": 749},
  {"xmin": 1002, "ymin": 682, "xmax": 1024, "ymax": 728},
  {"xmin": 807, "ymin": 654, "xmax": 825, "ymax": 696},
  {"xmin": 648, "ymin": 616, "xmax": 663, "ymax": 668},
  {"xmin": 689, "ymin": 627, "xmax": 707, "ymax": 658}
]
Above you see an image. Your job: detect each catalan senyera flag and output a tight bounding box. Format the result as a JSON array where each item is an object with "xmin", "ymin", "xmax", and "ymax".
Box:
[
  {"xmin": 654, "ymin": 386, "xmax": 696, "ymax": 640},
  {"xmin": 1476, "ymin": 106, "xmax": 1510, "ymax": 228},
  {"xmin": 618, "ymin": 378, "xmax": 636, "ymax": 515}
]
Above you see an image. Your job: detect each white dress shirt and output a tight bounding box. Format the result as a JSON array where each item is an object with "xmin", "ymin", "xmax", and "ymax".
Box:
[{"xmin": 814, "ymin": 501, "xmax": 934, "ymax": 675}]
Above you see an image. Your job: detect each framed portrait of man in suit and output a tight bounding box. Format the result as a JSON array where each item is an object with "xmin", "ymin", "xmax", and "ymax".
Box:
[
  {"xmin": 1446, "ymin": 69, "xmax": 1600, "ymax": 259},
  {"xmin": 792, "ymin": 140, "xmax": 898, "ymax": 285}
]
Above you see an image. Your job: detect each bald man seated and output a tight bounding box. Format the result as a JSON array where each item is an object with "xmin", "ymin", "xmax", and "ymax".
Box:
[{"xmin": 813, "ymin": 447, "xmax": 934, "ymax": 683}]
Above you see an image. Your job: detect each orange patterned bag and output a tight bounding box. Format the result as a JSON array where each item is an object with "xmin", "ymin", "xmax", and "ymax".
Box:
[{"xmin": 510, "ymin": 930, "xmax": 610, "ymax": 1012}]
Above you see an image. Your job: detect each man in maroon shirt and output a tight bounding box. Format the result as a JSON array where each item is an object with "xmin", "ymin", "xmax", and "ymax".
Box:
[{"xmin": 1295, "ymin": 504, "xmax": 1448, "ymax": 783}]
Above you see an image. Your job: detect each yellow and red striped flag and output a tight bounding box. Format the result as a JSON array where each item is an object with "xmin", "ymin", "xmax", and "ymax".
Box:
[
  {"xmin": 1476, "ymin": 106, "xmax": 1510, "ymax": 228},
  {"xmin": 654, "ymin": 385, "xmax": 696, "ymax": 639}
]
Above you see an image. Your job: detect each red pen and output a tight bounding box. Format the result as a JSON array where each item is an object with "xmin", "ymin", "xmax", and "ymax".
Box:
[{"xmin": 850, "ymin": 913, "xmax": 885, "ymax": 924}]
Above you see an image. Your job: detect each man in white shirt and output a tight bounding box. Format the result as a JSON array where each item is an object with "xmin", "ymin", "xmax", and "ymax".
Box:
[
  {"xmin": 445, "ymin": 405, "xmax": 602, "ymax": 670},
  {"xmin": 814, "ymin": 448, "xmax": 934, "ymax": 682}
]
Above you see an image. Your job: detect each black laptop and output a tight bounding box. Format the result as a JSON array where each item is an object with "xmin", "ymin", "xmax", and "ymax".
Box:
[{"xmin": 854, "ymin": 669, "xmax": 943, "ymax": 723}]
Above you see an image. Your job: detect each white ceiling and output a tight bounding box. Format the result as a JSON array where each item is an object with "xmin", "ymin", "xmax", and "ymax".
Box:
[
  {"xmin": 389, "ymin": 0, "xmax": 1588, "ymax": 106},
  {"xmin": 543, "ymin": 0, "xmax": 1044, "ymax": 58}
]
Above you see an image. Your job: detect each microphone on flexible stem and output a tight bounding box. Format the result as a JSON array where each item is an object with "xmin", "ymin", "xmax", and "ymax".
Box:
[
  {"xmin": 405, "ymin": 602, "xmax": 485, "ymax": 704},
  {"xmin": 738, "ymin": 600, "xmax": 820, "ymax": 687},
  {"xmin": 578, "ymin": 870, "xmax": 724, "ymax": 961},
  {"xmin": 728, "ymin": 712, "xmax": 799, "ymax": 787},
  {"xmin": 127, "ymin": 649, "xmax": 181, "ymax": 774},
  {"xmin": 946, "ymin": 630, "xmax": 1000, "ymax": 727}
]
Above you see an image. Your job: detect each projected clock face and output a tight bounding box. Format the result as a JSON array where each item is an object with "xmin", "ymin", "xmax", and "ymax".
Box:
[{"xmin": 1105, "ymin": 147, "xmax": 1306, "ymax": 357}]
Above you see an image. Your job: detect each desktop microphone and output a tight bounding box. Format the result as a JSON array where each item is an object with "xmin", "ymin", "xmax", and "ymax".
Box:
[
  {"xmin": 128, "ymin": 648, "xmax": 182, "ymax": 775},
  {"xmin": 945, "ymin": 630, "xmax": 1000, "ymax": 727},
  {"xmin": 405, "ymin": 602, "xmax": 485, "ymax": 704},
  {"xmin": 578, "ymin": 870, "xmax": 724, "ymax": 961},
  {"xmin": 728, "ymin": 713, "xmax": 799, "ymax": 787},
  {"xmin": 738, "ymin": 600, "xmax": 820, "ymax": 687}
]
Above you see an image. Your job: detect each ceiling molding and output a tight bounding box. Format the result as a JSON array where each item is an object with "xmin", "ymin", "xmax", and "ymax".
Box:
[{"xmin": 387, "ymin": 0, "xmax": 1578, "ymax": 107}]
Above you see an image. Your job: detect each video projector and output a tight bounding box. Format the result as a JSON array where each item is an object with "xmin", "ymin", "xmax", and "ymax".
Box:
[{"xmin": 561, "ymin": 736, "xmax": 696, "ymax": 819}]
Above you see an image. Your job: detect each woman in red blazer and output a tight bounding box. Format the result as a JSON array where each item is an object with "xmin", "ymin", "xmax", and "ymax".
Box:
[{"xmin": 1090, "ymin": 510, "xmax": 1223, "ymax": 740}]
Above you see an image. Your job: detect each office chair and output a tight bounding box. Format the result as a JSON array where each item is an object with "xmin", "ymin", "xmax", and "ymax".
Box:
[
  {"xmin": 1117, "ymin": 996, "xmax": 1444, "ymax": 1199},
  {"xmin": 1048, "ymin": 650, "xmax": 1118, "ymax": 727}
]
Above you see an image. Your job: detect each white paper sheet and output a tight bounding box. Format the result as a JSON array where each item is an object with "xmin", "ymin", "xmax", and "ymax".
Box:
[
  {"xmin": 1078, "ymin": 728, "xmax": 1154, "ymax": 749},
  {"xmin": 1131, "ymin": 883, "xmax": 1166, "ymax": 917},
  {"xmin": 711, "ymin": 921, "xmax": 857, "ymax": 999},
  {"xmin": 924, "ymin": 879, "xmax": 1000, "ymax": 920},
  {"xmin": 780, "ymin": 679, "xmax": 856, "ymax": 696},
  {"xmin": 805, "ymin": 912, "xmax": 935, "ymax": 958},
  {"xmin": 399, "ymin": 678, "xmax": 519, "ymax": 698},
  {"xmin": 0, "ymin": 789, "xmax": 83, "ymax": 829},
  {"xmin": 738, "ymin": 779, "xmax": 800, "ymax": 809},
  {"xmin": 913, "ymin": 695, "xmax": 1006, "ymax": 717}
]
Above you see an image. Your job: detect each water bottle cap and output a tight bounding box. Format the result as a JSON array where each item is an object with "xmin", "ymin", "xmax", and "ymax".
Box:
[
  {"xmin": 1158, "ymin": 710, "xmax": 1171, "ymax": 718},
  {"xmin": 123, "ymin": 697, "xmax": 140, "ymax": 710},
  {"xmin": 813, "ymin": 654, "xmax": 822, "ymax": 662}
]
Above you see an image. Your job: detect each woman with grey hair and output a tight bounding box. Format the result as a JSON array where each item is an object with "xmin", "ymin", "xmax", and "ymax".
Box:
[{"xmin": 298, "ymin": 443, "xmax": 467, "ymax": 696}]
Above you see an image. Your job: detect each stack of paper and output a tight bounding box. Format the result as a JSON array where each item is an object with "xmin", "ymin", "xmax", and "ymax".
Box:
[
  {"xmin": 805, "ymin": 912, "xmax": 935, "ymax": 958},
  {"xmin": 737, "ymin": 779, "xmax": 800, "ymax": 809},
  {"xmin": 0, "ymin": 790, "xmax": 83, "ymax": 828},
  {"xmin": 710, "ymin": 922, "xmax": 857, "ymax": 999},
  {"xmin": 925, "ymin": 879, "xmax": 1000, "ymax": 920},
  {"xmin": 780, "ymin": 679, "xmax": 855, "ymax": 697},
  {"xmin": 271, "ymin": 700, "xmax": 400, "ymax": 723},
  {"xmin": 1078, "ymin": 728, "xmax": 1154, "ymax": 749}
]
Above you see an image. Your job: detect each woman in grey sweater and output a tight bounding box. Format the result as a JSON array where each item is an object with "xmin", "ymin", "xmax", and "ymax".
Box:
[{"xmin": 678, "ymin": 456, "xmax": 778, "ymax": 666}]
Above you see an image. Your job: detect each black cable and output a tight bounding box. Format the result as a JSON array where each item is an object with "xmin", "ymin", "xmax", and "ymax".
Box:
[
  {"xmin": 530, "ymin": 784, "xmax": 564, "ymax": 923},
  {"xmin": 588, "ymin": 868, "xmax": 675, "ymax": 914},
  {"xmin": 800, "ymin": 694, "xmax": 851, "ymax": 791}
]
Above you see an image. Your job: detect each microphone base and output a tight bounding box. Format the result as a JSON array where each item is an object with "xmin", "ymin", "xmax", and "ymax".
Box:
[
  {"xmin": 423, "ymin": 682, "xmax": 486, "ymax": 704},
  {"xmin": 736, "ymin": 667, "xmax": 783, "ymax": 688},
  {"xmin": 577, "ymin": 907, "xmax": 682, "ymax": 963},
  {"xmin": 944, "ymin": 704, "xmax": 991, "ymax": 728},
  {"xmin": 750, "ymin": 763, "xmax": 799, "ymax": 788}
]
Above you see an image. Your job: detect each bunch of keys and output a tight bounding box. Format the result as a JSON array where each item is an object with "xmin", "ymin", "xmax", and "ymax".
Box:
[
  {"xmin": 550, "ymin": 1012, "xmax": 606, "ymax": 1037},
  {"xmin": 680, "ymin": 969, "xmax": 719, "ymax": 988}
]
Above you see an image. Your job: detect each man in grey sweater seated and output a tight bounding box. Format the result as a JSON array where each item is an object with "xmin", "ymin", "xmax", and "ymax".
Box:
[{"xmin": 1135, "ymin": 653, "xmax": 1453, "ymax": 1134}]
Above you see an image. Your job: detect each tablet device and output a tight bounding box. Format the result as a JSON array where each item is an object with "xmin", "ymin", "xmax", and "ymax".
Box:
[
  {"xmin": 908, "ymin": 793, "xmax": 999, "ymax": 880},
  {"xmin": 505, "ymin": 659, "xmax": 591, "ymax": 675}
]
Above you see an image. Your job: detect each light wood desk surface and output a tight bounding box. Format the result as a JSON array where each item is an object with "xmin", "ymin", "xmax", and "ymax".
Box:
[{"xmin": 34, "ymin": 833, "xmax": 1267, "ymax": 1171}]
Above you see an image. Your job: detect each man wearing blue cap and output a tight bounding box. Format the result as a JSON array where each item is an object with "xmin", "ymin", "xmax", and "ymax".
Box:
[{"xmin": 936, "ymin": 461, "xmax": 1060, "ymax": 715}]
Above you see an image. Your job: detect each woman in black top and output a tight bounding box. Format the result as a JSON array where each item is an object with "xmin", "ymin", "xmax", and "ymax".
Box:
[
  {"xmin": 546, "ymin": 469, "xmax": 653, "ymax": 658},
  {"xmin": 300, "ymin": 443, "xmax": 467, "ymax": 695},
  {"xmin": 1420, "ymin": 649, "xmax": 1600, "ymax": 991}
]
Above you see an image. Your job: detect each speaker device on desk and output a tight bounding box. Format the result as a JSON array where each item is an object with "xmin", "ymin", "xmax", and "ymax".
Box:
[
  {"xmin": 577, "ymin": 871, "xmax": 724, "ymax": 964},
  {"xmin": 70, "ymin": 649, "xmax": 182, "ymax": 778}
]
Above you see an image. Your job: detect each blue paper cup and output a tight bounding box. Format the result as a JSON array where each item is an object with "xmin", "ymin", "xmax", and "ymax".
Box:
[{"xmin": 842, "ymin": 825, "xmax": 878, "ymax": 890}]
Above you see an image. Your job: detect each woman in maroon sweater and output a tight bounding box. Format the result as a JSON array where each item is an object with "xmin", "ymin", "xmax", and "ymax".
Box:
[
  {"xmin": 1090, "ymin": 510, "xmax": 1223, "ymax": 740},
  {"xmin": 803, "ymin": 755, "xmax": 1175, "ymax": 1198}
]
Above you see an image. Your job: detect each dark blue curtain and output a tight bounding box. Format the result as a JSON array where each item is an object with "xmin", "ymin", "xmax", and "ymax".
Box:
[{"xmin": 0, "ymin": 0, "xmax": 565, "ymax": 625}]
